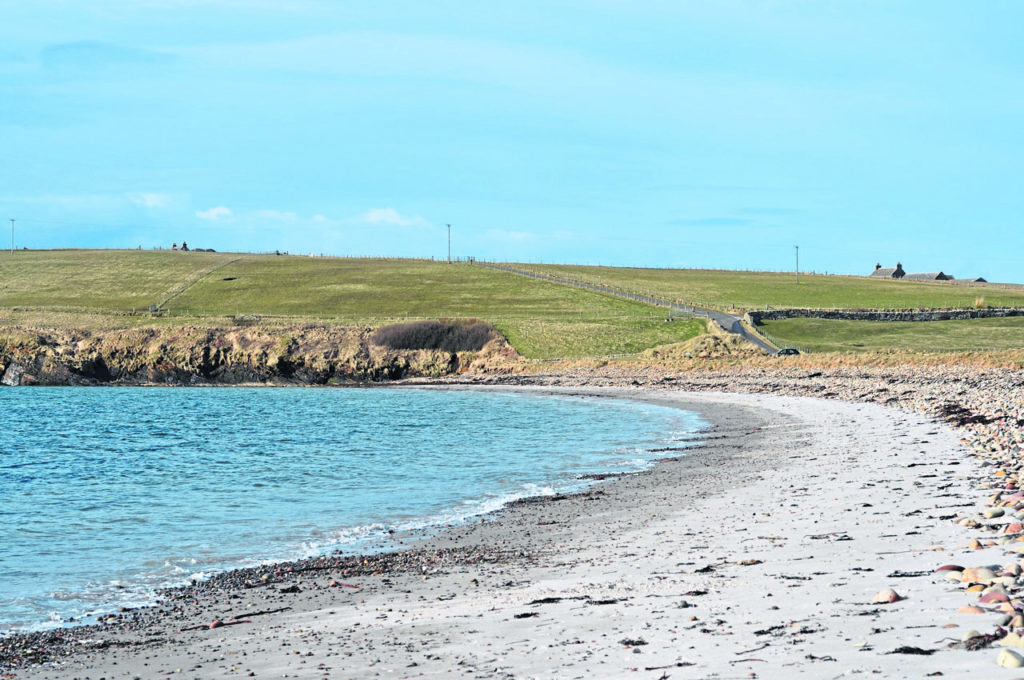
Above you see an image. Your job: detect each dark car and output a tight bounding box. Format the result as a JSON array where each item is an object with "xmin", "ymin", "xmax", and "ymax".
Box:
[{"xmin": 775, "ymin": 347, "xmax": 800, "ymax": 356}]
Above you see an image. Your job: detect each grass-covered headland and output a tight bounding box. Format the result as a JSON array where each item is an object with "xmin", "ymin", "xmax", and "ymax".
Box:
[
  {"xmin": 0, "ymin": 250, "xmax": 1021, "ymax": 385},
  {"xmin": 0, "ymin": 250, "xmax": 708, "ymax": 384}
]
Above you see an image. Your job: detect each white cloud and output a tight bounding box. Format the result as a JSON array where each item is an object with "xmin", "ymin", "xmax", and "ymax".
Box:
[
  {"xmin": 196, "ymin": 206, "xmax": 232, "ymax": 220},
  {"xmin": 129, "ymin": 192, "xmax": 172, "ymax": 208},
  {"xmin": 359, "ymin": 207, "xmax": 427, "ymax": 227},
  {"xmin": 486, "ymin": 229, "xmax": 534, "ymax": 242}
]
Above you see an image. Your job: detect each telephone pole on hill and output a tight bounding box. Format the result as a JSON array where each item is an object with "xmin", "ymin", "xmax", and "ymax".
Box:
[
  {"xmin": 9, "ymin": 218, "xmax": 13, "ymax": 254},
  {"xmin": 447, "ymin": 224, "xmax": 451, "ymax": 263},
  {"xmin": 795, "ymin": 245, "xmax": 799, "ymax": 284}
]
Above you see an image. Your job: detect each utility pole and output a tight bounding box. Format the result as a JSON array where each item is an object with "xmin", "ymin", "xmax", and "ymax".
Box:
[
  {"xmin": 9, "ymin": 218, "xmax": 13, "ymax": 254},
  {"xmin": 447, "ymin": 224, "xmax": 451, "ymax": 264},
  {"xmin": 795, "ymin": 245, "xmax": 799, "ymax": 284}
]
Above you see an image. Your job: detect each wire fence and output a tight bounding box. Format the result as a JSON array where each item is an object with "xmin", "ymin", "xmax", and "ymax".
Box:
[{"xmin": 475, "ymin": 261, "xmax": 777, "ymax": 353}]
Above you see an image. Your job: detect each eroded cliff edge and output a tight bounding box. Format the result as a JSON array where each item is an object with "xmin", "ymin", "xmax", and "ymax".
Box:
[{"xmin": 0, "ymin": 325, "xmax": 524, "ymax": 386}]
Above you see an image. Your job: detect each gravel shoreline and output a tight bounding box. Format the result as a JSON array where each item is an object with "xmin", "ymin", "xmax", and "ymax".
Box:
[{"xmin": 5, "ymin": 365, "xmax": 1024, "ymax": 678}]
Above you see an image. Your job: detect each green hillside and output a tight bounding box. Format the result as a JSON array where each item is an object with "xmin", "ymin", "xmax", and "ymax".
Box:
[
  {"xmin": 0, "ymin": 250, "xmax": 704, "ymax": 359},
  {"xmin": 515, "ymin": 264, "xmax": 1024, "ymax": 311},
  {"xmin": 1, "ymin": 250, "xmax": 1022, "ymax": 359}
]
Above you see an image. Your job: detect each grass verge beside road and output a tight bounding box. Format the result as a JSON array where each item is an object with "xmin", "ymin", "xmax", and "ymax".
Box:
[{"xmin": 760, "ymin": 316, "xmax": 1024, "ymax": 354}]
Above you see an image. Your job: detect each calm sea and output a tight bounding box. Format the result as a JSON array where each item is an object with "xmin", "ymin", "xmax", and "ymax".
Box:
[{"xmin": 0, "ymin": 386, "xmax": 704, "ymax": 634}]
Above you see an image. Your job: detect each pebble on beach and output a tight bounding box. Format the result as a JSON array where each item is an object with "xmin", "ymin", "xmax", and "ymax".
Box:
[
  {"xmin": 872, "ymin": 588, "xmax": 904, "ymax": 604},
  {"xmin": 998, "ymin": 648, "xmax": 1024, "ymax": 668}
]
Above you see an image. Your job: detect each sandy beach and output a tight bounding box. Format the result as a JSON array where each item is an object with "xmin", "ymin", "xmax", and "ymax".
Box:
[{"xmin": 6, "ymin": 370, "xmax": 1024, "ymax": 679}]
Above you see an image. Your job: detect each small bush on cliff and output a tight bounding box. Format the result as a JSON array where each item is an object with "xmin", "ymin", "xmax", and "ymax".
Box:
[{"xmin": 371, "ymin": 321, "xmax": 495, "ymax": 352}]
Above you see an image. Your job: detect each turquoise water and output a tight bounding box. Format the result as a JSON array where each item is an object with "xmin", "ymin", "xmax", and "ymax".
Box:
[{"xmin": 0, "ymin": 387, "xmax": 704, "ymax": 633}]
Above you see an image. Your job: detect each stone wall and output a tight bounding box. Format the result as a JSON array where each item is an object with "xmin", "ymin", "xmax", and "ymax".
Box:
[{"xmin": 746, "ymin": 308, "xmax": 1024, "ymax": 324}]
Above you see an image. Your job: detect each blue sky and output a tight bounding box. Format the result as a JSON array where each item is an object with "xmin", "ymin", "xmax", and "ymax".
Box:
[{"xmin": 3, "ymin": 1, "xmax": 1023, "ymax": 282}]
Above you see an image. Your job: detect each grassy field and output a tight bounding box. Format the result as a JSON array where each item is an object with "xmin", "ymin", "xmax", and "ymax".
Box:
[
  {"xmin": 0, "ymin": 249, "xmax": 238, "ymax": 311},
  {"xmin": 2, "ymin": 250, "xmax": 1022, "ymax": 360},
  {"xmin": 759, "ymin": 316, "xmax": 1024, "ymax": 354},
  {"xmin": 514, "ymin": 264, "xmax": 1024, "ymax": 311},
  {"xmin": 0, "ymin": 251, "xmax": 705, "ymax": 359}
]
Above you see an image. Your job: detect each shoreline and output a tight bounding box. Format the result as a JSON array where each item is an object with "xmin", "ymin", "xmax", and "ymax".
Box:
[
  {"xmin": 0, "ymin": 386, "xmax": 704, "ymax": 639},
  {"xmin": 5, "ymin": 370, "xmax": 1024, "ymax": 677}
]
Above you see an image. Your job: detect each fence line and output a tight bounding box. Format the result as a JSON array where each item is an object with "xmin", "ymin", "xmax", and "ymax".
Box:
[{"xmin": 476, "ymin": 262, "xmax": 777, "ymax": 353}]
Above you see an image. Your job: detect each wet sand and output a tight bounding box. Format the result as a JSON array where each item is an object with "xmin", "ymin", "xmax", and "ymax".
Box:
[{"xmin": 5, "ymin": 377, "xmax": 1023, "ymax": 678}]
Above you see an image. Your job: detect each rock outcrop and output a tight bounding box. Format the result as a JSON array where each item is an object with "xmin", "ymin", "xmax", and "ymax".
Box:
[{"xmin": 0, "ymin": 325, "xmax": 525, "ymax": 386}]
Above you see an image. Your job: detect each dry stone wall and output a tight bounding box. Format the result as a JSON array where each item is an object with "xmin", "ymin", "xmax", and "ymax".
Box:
[{"xmin": 746, "ymin": 308, "xmax": 1024, "ymax": 324}]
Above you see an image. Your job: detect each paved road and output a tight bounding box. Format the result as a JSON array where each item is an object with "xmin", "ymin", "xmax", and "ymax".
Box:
[{"xmin": 476, "ymin": 262, "xmax": 776, "ymax": 354}]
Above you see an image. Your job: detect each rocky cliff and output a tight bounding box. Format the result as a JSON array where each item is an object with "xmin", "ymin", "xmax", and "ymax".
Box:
[{"xmin": 0, "ymin": 325, "xmax": 525, "ymax": 386}]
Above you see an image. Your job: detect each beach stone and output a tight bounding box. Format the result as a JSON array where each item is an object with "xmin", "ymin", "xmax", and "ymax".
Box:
[
  {"xmin": 945, "ymin": 571, "xmax": 964, "ymax": 582},
  {"xmin": 963, "ymin": 629, "xmax": 985, "ymax": 642},
  {"xmin": 936, "ymin": 564, "xmax": 964, "ymax": 572},
  {"xmin": 872, "ymin": 588, "xmax": 904, "ymax": 604},
  {"xmin": 1001, "ymin": 649, "xmax": 1024, "ymax": 668},
  {"xmin": 959, "ymin": 605, "xmax": 986, "ymax": 614},
  {"xmin": 963, "ymin": 567, "xmax": 998, "ymax": 583},
  {"xmin": 987, "ymin": 508, "xmax": 1007, "ymax": 519},
  {"xmin": 1002, "ymin": 633, "xmax": 1024, "ymax": 648},
  {"xmin": 981, "ymin": 591, "xmax": 1011, "ymax": 604}
]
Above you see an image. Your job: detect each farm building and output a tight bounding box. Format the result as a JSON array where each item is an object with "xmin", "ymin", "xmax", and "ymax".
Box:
[
  {"xmin": 904, "ymin": 272, "xmax": 954, "ymax": 281},
  {"xmin": 871, "ymin": 263, "xmax": 906, "ymax": 278}
]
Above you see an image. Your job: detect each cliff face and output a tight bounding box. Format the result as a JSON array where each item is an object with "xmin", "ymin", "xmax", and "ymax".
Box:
[{"xmin": 0, "ymin": 325, "xmax": 525, "ymax": 386}]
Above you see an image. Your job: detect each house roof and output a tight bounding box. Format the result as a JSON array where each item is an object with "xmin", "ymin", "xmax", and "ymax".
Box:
[
  {"xmin": 871, "ymin": 267, "xmax": 902, "ymax": 278},
  {"xmin": 904, "ymin": 272, "xmax": 951, "ymax": 281}
]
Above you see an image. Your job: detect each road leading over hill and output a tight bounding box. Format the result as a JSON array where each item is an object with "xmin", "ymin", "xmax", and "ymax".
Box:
[{"xmin": 475, "ymin": 262, "xmax": 776, "ymax": 353}]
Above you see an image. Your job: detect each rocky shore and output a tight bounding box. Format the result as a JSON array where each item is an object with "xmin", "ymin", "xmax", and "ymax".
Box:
[{"xmin": 4, "ymin": 365, "xmax": 1024, "ymax": 678}]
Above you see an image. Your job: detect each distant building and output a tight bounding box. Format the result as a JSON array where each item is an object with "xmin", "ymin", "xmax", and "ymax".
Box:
[
  {"xmin": 871, "ymin": 262, "xmax": 906, "ymax": 279},
  {"xmin": 871, "ymin": 262, "xmax": 988, "ymax": 283},
  {"xmin": 904, "ymin": 271, "xmax": 954, "ymax": 281}
]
